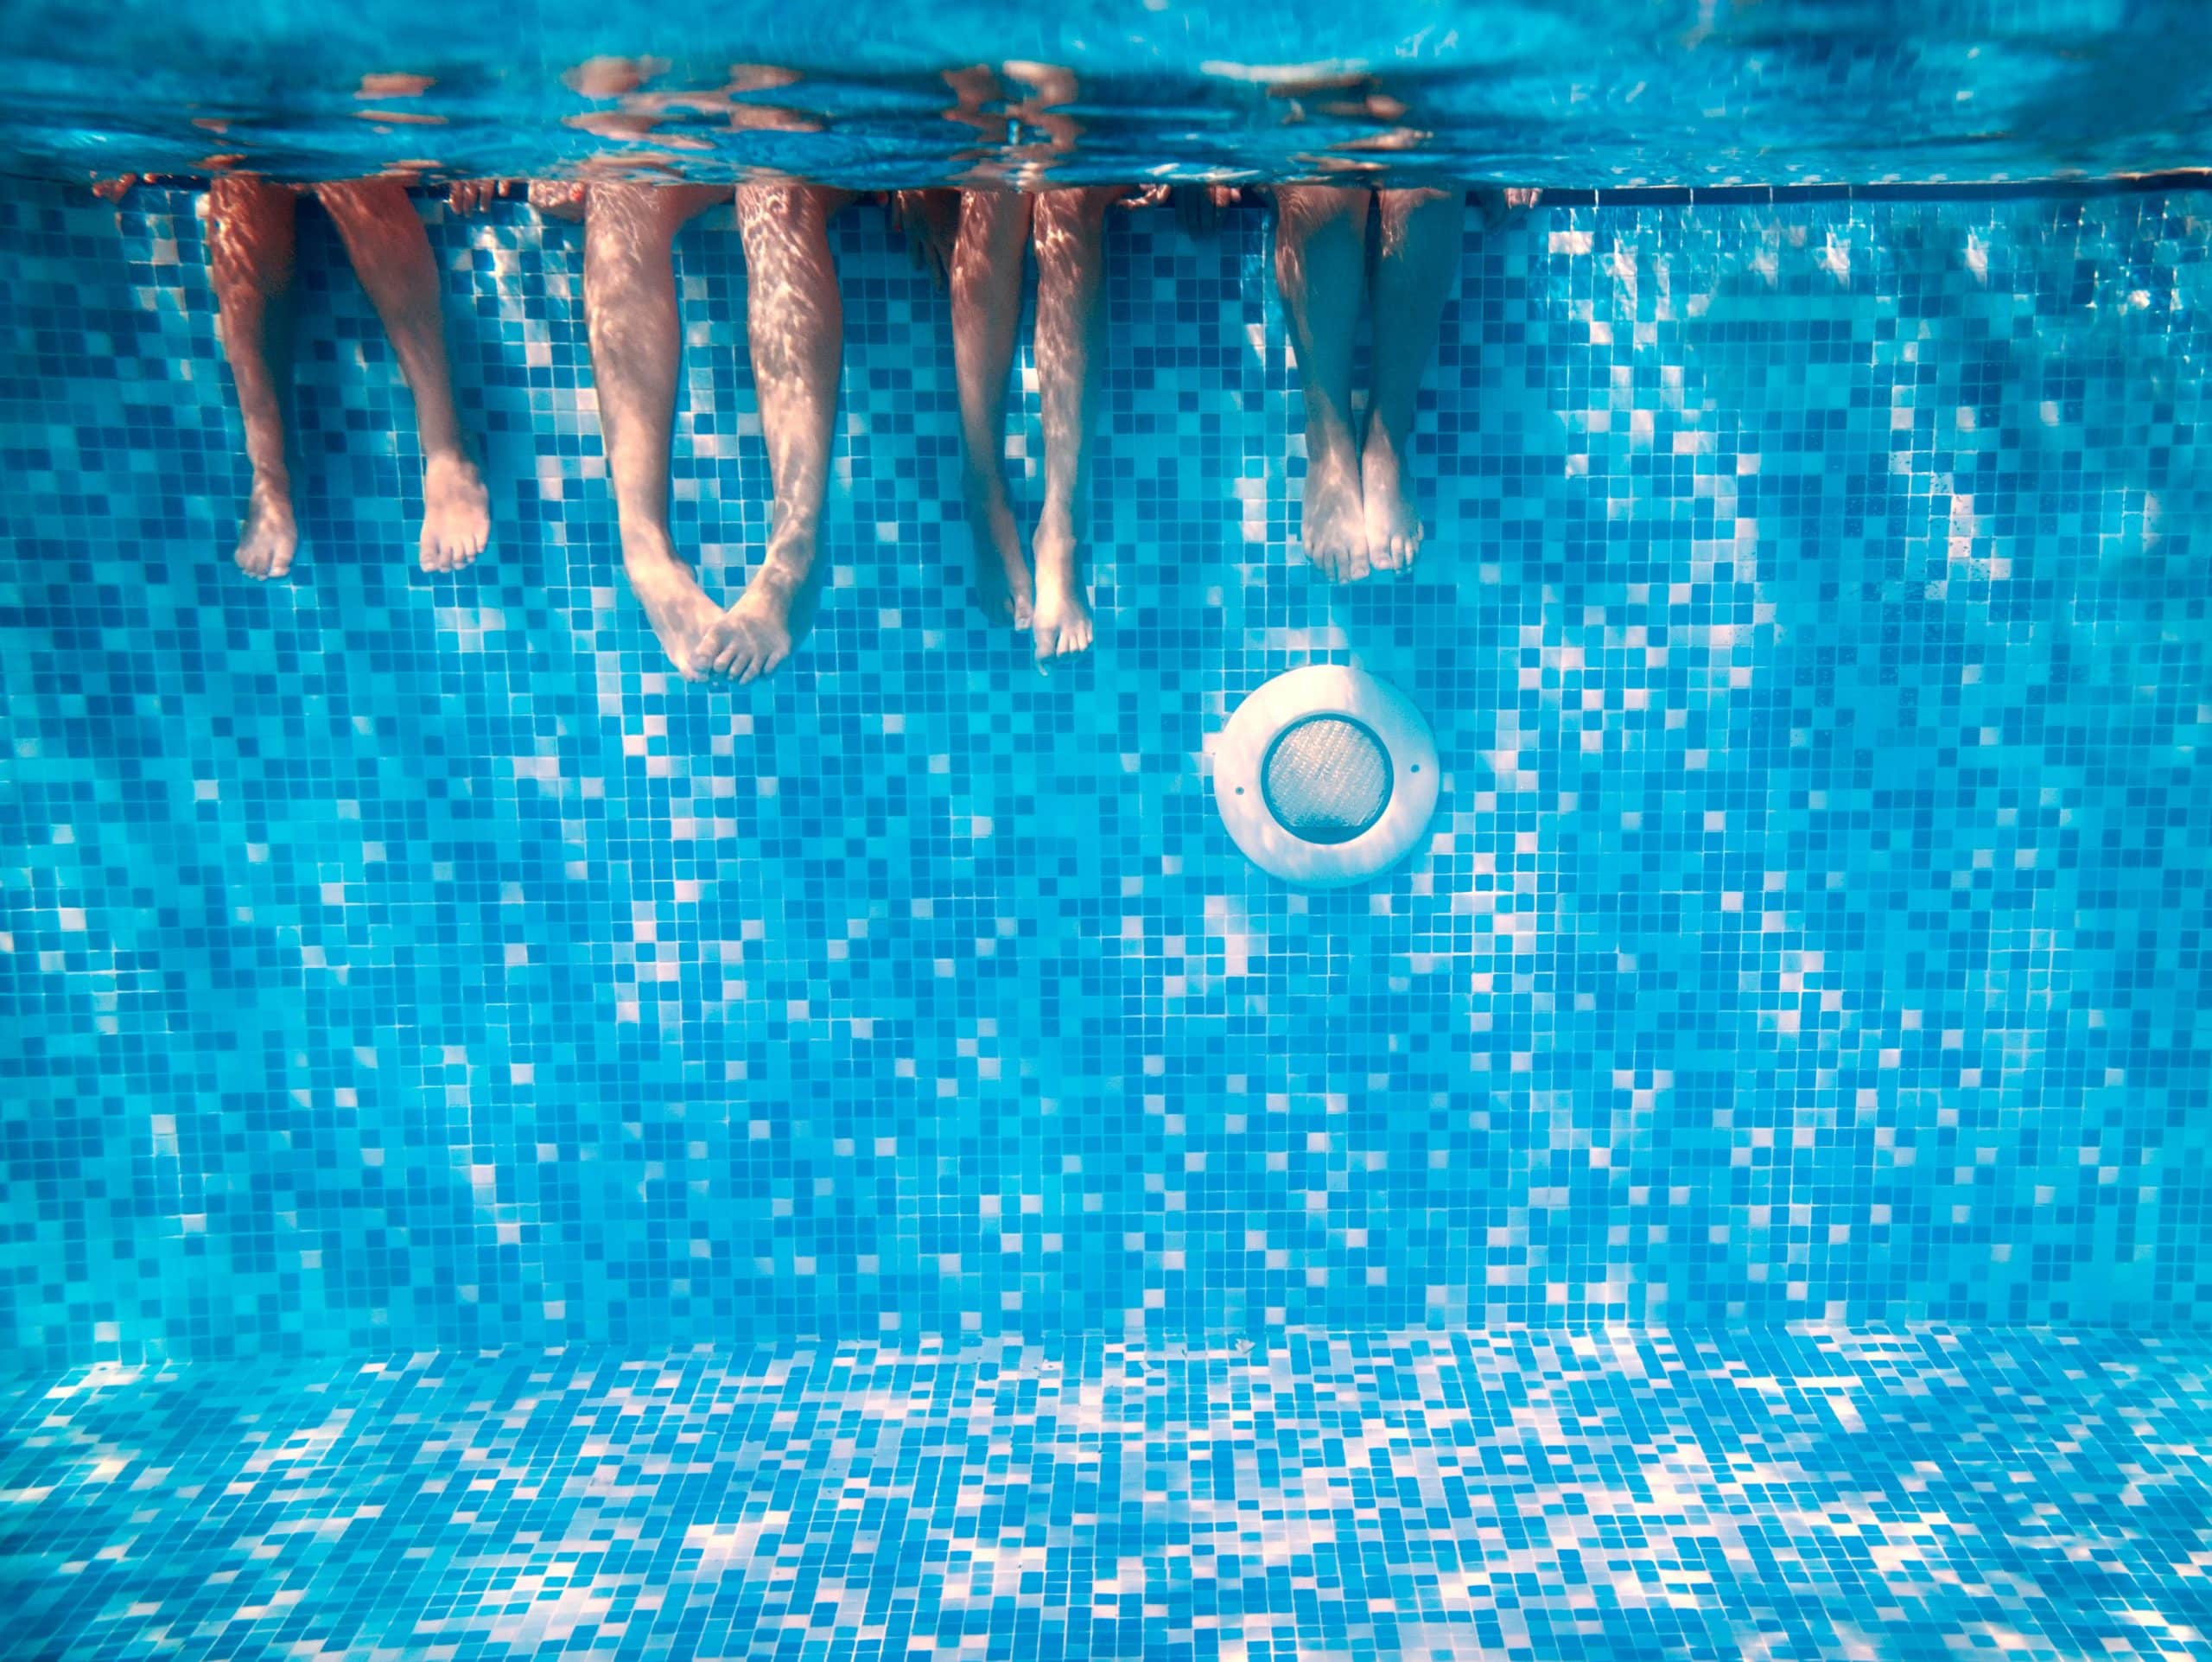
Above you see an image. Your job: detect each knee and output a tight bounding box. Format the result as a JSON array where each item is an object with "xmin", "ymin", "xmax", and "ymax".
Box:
[
  {"xmin": 736, "ymin": 185, "xmax": 834, "ymax": 273},
  {"xmin": 1032, "ymin": 191, "xmax": 1110, "ymax": 269},
  {"xmin": 735, "ymin": 182, "xmax": 815, "ymax": 231},
  {"xmin": 208, "ymin": 177, "xmax": 296, "ymax": 293},
  {"xmin": 1380, "ymin": 186, "xmax": 1459, "ymax": 223},
  {"xmin": 1275, "ymin": 184, "xmax": 1368, "ymax": 243},
  {"xmin": 584, "ymin": 187, "xmax": 681, "ymax": 269},
  {"xmin": 314, "ymin": 177, "xmax": 416, "ymax": 239},
  {"xmin": 1034, "ymin": 188, "xmax": 1111, "ymax": 235}
]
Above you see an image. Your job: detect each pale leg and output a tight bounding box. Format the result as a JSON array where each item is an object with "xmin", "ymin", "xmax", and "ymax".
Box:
[
  {"xmin": 697, "ymin": 184, "xmax": 848, "ymax": 684},
  {"xmin": 582, "ymin": 181, "xmax": 728, "ymax": 678},
  {"xmin": 1364, "ymin": 188, "xmax": 1462, "ymax": 571},
  {"xmin": 317, "ymin": 178, "xmax": 490, "ymax": 572},
  {"xmin": 1028, "ymin": 186, "xmax": 1112, "ymax": 665},
  {"xmin": 207, "ymin": 175, "xmax": 299, "ymax": 579},
  {"xmin": 950, "ymin": 188, "xmax": 1036, "ymax": 627},
  {"xmin": 1273, "ymin": 185, "xmax": 1371, "ymax": 583}
]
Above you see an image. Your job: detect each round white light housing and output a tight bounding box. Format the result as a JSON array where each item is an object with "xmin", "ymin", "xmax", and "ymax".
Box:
[{"xmin": 1213, "ymin": 665, "xmax": 1439, "ymax": 886}]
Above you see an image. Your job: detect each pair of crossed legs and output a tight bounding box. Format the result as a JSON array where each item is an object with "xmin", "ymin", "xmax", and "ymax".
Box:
[
  {"xmin": 569, "ymin": 181, "xmax": 847, "ymax": 683},
  {"xmin": 207, "ymin": 175, "xmax": 492, "ymax": 580}
]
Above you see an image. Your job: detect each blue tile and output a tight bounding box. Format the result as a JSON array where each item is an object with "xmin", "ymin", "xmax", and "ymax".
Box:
[
  {"xmin": 5, "ymin": 1328, "xmax": 2211, "ymax": 1661},
  {"xmin": 0, "ymin": 181, "xmax": 2207, "ymax": 1372}
]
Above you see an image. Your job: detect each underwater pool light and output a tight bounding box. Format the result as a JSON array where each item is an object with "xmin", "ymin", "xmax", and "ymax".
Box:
[{"xmin": 1214, "ymin": 665, "xmax": 1438, "ymax": 886}]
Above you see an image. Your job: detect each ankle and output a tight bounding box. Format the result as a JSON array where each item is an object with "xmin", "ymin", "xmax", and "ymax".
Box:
[
  {"xmin": 764, "ymin": 514, "xmax": 820, "ymax": 568},
  {"xmin": 619, "ymin": 522, "xmax": 683, "ymax": 575},
  {"xmin": 1363, "ymin": 416, "xmax": 1410, "ymax": 461},
  {"xmin": 1033, "ymin": 508, "xmax": 1079, "ymax": 564},
  {"xmin": 1305, "ymin": 423, "xmax": 1360, "ymax": 470},
  {"xmin": 749, "ymin": 550, "xmax": 806, "ymax": 601}
]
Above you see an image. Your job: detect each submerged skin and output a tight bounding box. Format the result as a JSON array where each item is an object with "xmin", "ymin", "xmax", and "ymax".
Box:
[
  {"xmin": 207, "ymin": 174, "xmax": 490, "ymax": 580},
  {"xmin": 1272, "ymin": 184, "xmax": 1464, "ymax": 582},
  {"xmin": 948, "ymin": 186, "xmax": 1114, "ymax": 668},
  {"xmin": 573, "ymin": 179, "xmax": 848, "ymax": 684}
]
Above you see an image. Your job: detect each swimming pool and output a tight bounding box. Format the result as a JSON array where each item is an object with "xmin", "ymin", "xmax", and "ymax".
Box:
[{"xmin": 4, "ymin": 14, "xmax": 2212, "ymax": 1659}]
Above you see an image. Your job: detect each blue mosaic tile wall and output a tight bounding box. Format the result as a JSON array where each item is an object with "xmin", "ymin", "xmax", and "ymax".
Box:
[{"xmin": 3, "ymin": 181, "xmax": 2209, "ymax": 1368}]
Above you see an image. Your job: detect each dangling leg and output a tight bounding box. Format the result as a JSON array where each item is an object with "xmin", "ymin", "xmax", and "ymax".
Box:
[
  {"xmin": 697, "ymin": 184, "xmax": 847, "ymax": 684},
  {"xmin": 950, "ymin": 188, "xmax": 1036, "ymax": 627},
  {"xmin": 1364, "ymin": 187, "xmax": 1462, "ymax": 571},
  {"xmin": 581, "ymin": 181, "xmax": 726, "ymax": 678},
  {"xmin": 316, "ymin": 177, "xmax": 491, "ymax": 572},
  {"xmin": 1272, "ymin": 185, "xmax": 1371, "ymax": 583},
  {"xmin": 208, "ymin": 174, "xmax": 300, "ymax": 578},
  {"xmin": 1028, "ymin": 185, "xmax": 1113, "ymax": 665}
]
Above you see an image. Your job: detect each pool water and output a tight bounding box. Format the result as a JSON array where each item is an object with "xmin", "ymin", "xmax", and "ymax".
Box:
[
  {"xmin": 3, "ymin": 71, "xmax": 2211, "ymax": 1662},
  {"xmin": 8, "ymin": 0, "xmax": 2212, "ymax": 188}
]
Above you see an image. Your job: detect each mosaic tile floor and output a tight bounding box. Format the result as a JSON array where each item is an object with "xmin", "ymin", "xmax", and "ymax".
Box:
[{"xmin": 4, "ymin": 1327, "xmax": 2209, "ymax": 1660}]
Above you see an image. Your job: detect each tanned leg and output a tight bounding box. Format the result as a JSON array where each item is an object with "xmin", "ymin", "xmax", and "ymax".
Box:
[
  {"xmin": 1028, "ymin": 185, "xmax": 1114, "ymax": 665},
  {"xmin": 208, "ymin": 174, "xmax": 300, "ymax": 579},
  {"xmin": 581, "ymin": 181, "xmax": 727, "ymax": 678},
  {"xmin": 317, "ymin": 177, "xmax": 491, "ymax": 572},
  {"xmin": 950, "ymin": 188, "xmax": 1036, "ymax": 627},
  {"xmin": 696, "ymin": 183, "xmax": 846, "ymax": 685},
  {"xmin": 1364, "ymin": 187, "xmax": 1462, "ymax": 572},
  {"xmin": 1273, "ymin": 184, "xmax": 1371, "ymax": 583}
]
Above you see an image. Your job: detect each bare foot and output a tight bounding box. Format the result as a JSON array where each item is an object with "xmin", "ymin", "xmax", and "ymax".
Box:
[
  {"xmin": 1360, "ymin": 423, "xmax": 1422, "ymax": 573},
  {"xmin": 965, "ymin": 472, "xmax": 1033, "ymax": 628},
  {"xmin": 696, "ymin": 576, "xmax": 796, "ymax": 685},
  {"xmin": 1296, "ymin": 439, "xmax": 1370, "ymax": 583},
  {"xmin": 234, "ymin": 474, "xmax": 299, "ymax": 580},
  {"xmin": 1029, "ymin": 513, "xmax": 1094, "ymax": 668},
  {"xmin": 420, "ymin": 449, "xmax": 491, "ymax": 572},
  {"xmin": 696, "ymin": 524, "xmax": 821, "ymax": 685},
  {"xmin": 622, "ymin": 532, "xmax": 723, "ymax": 679}
]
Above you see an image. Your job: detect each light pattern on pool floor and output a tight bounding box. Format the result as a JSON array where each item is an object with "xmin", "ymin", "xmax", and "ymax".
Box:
[{"xmin": 4, "ymin": 1326, "xmax": 2209, "ymax": 1659}]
